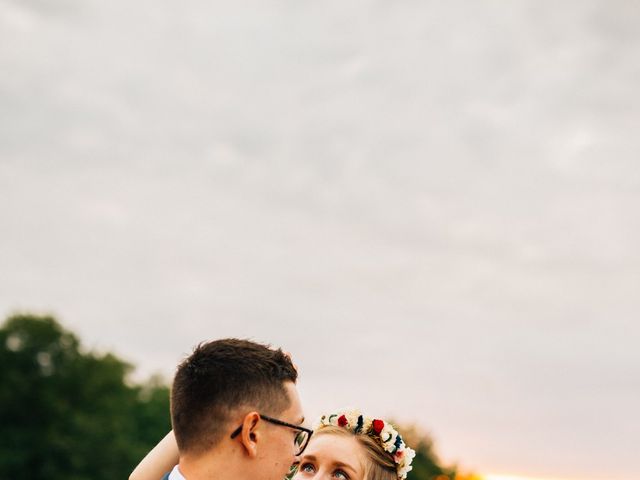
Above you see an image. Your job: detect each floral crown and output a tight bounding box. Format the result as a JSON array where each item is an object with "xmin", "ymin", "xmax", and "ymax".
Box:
[{"xmin": 315, "ymin": 409, "xmax": 416, "ymax": 480}]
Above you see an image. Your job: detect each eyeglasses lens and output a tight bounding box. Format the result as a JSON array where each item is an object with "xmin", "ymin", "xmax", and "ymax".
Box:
[{"xmin": 295, "ymin": 431, "xmax": 308, "ymax": 454}]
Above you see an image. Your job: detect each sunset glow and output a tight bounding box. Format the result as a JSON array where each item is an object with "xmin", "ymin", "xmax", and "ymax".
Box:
[{"xmin": 484, "ymin": 474, "xmax": 574, "ymax": 480}]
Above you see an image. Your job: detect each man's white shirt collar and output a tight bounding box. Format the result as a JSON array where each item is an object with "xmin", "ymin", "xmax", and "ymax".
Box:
[{"xmin": 168, "ymin": 465, "xmax": 186, "ymax": 480}]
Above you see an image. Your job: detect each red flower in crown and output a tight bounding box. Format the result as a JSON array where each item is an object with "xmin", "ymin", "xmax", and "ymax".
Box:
[
  {"xmin": 338, "ymin": 415, "xmax": 348, "ymax": 427},
  {"xmin": 372, "ymin": 419, "xmax": 385, "ymax": 434}
]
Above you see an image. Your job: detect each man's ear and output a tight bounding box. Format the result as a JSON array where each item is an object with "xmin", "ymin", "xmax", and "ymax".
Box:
[{"xmin": 239, "ymin": 411, "xmax": 261, "ymax": 458}]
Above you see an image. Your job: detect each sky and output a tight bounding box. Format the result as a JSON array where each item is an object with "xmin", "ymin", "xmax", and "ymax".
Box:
[{"xmin": 1, "ymin": 1, "xmax": 639, "ymax": 479}]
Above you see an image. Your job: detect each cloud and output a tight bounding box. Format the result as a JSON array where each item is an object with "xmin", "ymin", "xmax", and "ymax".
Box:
[{"xmin": 1, "ymin": 1, "xmax": 639, "ymax": 478}]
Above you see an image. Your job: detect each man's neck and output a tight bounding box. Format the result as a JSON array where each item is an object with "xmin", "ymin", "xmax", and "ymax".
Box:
[{"xmin": 178, "ymin": 450, "xmax": 252, "ymax": 480}]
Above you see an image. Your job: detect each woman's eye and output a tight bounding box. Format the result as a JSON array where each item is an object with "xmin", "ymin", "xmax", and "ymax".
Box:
[
  {"xmin": 300, "ymin": 463, "xmax": 315, "ymax": 473},
  {"xmin": 333, "ymin": 469, "xmax": 349, "ymax": 480}
]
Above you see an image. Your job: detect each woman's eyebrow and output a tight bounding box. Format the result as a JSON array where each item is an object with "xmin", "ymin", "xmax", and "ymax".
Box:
[
  {"xmin": 332, "ymin": 461, "xmax": 358, "ymax": 474},
  {"xmin": 300, "ymin": 454, "xmax": 317, "ymax": 462}
]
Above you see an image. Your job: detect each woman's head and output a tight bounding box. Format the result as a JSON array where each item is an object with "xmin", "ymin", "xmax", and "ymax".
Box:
[{"xmin": 295, "ymin": 410, "xmax": 415, "ymax": 480}]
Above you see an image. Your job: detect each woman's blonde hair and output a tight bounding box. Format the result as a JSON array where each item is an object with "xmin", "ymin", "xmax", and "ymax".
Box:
[{"xmin": 314, "ymin": 426, "xmax": 397, "ymax": 480}]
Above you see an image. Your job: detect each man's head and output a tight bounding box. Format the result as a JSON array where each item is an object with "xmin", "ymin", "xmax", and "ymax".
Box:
[{"xmin": 171, "ymin": 338, "xmax": 304, "ymax": 480}]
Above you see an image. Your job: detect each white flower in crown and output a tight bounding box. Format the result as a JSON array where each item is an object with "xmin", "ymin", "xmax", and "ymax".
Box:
[
  {"xmin": 317, "ymin": 413, "xmax": 339, "ymax": 428},
  {"xmin": 398, "ymin": 463, "xmax": 412, "ymax": 479},
  {"xmin": 380, "ymin": 424, "xmax": 398, "ymax": 452},
  {"xmin": 405, "ymin": 447, "xmax": 416, "ymax": 464},
  {"xmin": 396, "ymin": 447, "xmax": 416, "ymax": 479},
  {"xmin": 344, "ymin": 408, "xmax": 361, "ymax": 429},
  {"xmin": 361, "ymin": 416, "xmax": 373, "ymax": 433},
  {"xmin": 327, "ymin": 414, "xmax": 339, "ymax": 427}
]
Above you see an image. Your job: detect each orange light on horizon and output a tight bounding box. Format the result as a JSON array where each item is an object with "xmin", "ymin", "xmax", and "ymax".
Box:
[
  {"xmin": 482, "ymin": 472, "xmax": 635, "ymax": 480},
  {"xmin": 483, "ymin": 474, "xmax": 579, "ymax": 480}
]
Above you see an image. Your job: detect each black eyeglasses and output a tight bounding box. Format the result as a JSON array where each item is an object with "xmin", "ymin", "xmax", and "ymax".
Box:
[{"xmin": 230, "ymin": 413, "xmax": 313, "ymax": 455}]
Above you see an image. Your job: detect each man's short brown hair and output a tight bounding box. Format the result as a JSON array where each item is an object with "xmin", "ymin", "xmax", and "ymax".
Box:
[{"xmin": 170, "ymin": 338, "xmax": 298, "ymax": 454}]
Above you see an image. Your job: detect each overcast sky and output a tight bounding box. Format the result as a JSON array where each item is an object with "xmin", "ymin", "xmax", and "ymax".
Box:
[{"xmin": 1, "ymin": 1, "xmax": 639, "ymax": 479}]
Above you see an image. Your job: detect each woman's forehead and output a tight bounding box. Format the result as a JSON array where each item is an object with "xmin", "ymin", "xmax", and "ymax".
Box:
[{"xmin": 304, "ymin": 434, "xmax": 364, "ymax": 469}]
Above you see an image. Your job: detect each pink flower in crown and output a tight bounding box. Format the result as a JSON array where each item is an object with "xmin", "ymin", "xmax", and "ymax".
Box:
[{"xmin": 394, "ymin": 449, "xmax": 406, "ymax": 463}]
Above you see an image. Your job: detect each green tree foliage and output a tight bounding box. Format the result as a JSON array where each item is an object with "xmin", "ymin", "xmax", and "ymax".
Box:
[
  {"xmin": 410, "ymin": 440, "xmax": 458, "ymax": 480},
  {"xmin": 0, "ymin": 313, "xmax": 171, "ymax": 480},
  {"xmin": 397, "ymin": 424, "xmax": 462, "ymax": 480}
]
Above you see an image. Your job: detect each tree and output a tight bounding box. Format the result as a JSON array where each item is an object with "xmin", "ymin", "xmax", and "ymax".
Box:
[
  {"xmin": 0, "ymin": 313, "xmax": 171, "ymax": 480},
  {"xmin": 397, "ymin": 423, "xmax": 471, "ymax": 480}
]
